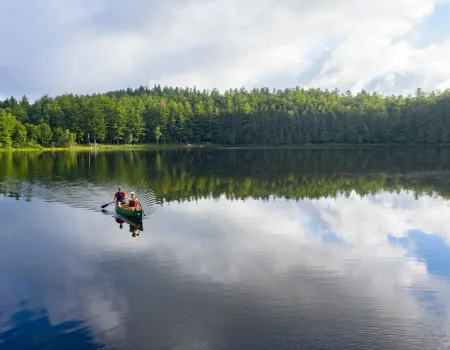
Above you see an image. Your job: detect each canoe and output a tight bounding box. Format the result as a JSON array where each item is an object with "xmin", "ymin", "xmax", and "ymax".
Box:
[
  {"xmin": 101, "ymin": 208, "xmax": 144, "ymax": 231},
  {"xmin": 115, "ymin": 203, "xmax": 143, "ymax": 219}
]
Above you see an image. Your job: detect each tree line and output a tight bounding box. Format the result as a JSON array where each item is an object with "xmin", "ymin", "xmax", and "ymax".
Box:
[{"xmin": 1, "ymin": 85, "xmax": 450, "ymax": 148}]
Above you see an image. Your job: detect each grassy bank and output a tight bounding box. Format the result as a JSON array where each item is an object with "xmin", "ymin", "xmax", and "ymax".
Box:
[{"xmin": 0, "ymin": 143, "xmax": 186, "ymax": 152}]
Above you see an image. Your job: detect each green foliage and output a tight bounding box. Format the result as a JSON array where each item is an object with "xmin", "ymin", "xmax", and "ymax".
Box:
[
  {"xmin": 25, "ymin": 123, "xmax": 40, "ymax": 142},
  {"xmin": 0, "ymin": 109, "xmax": 17, "ymax": 148},
  {"xmin": 154, "ymin": 126, "xmax": 162, "ymax": 144},
  {"xmin": 13, "ymin": 122, "xmax": 27, "ymax": 147},
  {"xmin": 54, "ymin": 127, "xmax": 76, "ymax": 147},
  {"xmin": 38, "ymin": 123, "xmax": 53, "ymax": 147},
  {"xmin": 2, "ymin": 86, "xmax": 450, "ymax": 149}
]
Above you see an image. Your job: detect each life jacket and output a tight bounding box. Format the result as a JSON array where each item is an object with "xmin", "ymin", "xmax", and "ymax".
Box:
[
  {"xmin": 129, "ymin": 199, "xmax": 137, "ymax": 207},
  {"xmin": 116, "ymin": 191, "xmax": 125, "ymax": 201}
]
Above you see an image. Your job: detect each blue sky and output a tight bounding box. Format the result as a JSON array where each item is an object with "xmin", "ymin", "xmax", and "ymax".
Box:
[
  {"xmin": 417, "ymin": 2, "xmax": 450, "ymax": 46},
  {"xmin": 389, "ymin": 229, "xmax": 450, "ymax": 280},
  {"xmin": 0, "ymin": 0, "xmax": 449, "ymax": 100}
]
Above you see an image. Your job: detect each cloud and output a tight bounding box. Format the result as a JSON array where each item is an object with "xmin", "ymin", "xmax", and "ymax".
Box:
[
  {"xmin": 1, "ymin": 0, "xmax": 450, "ymax": 99},
  {"xmin": 140, "ymin": 192, "xmax": 450, "ymax": 346},
  {"xmin": 3, "ymin": 190, "xmax": 450, "ymax": 347}
]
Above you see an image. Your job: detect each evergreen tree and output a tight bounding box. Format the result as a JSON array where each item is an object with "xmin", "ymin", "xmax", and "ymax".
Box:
[{"xmin": 2, "ymin": 85, "xmax": 450, "ymax": 148}]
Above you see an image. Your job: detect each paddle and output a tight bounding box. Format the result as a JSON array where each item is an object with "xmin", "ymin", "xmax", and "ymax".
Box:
[
  {"xmin": 138, "ymin": 201, "xmax": 145, "ymax": 218},
  {"xmin": 101, "ymin": 201, "xmax": 115, "ymax": 209}
]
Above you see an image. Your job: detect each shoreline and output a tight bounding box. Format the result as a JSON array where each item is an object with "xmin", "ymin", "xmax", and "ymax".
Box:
[
  {"xmin": 0, "ymin": 144, "xmax": 184, "ymax": 152},
  {"xmin": 1, "ymin": 143, "xmax": 449, "ymax": 152}
]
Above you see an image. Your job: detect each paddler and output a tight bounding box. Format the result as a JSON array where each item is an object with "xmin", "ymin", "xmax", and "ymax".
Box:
[
  {"xmin": 128, "ymin": 192, "xmax": 142, "ymax": 211},
  {"xmin": 113, "ymin": 187, "xmax": 127, "ymax": 207}
]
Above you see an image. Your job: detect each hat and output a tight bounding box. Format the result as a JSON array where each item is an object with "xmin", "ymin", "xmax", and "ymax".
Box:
[{"xmin": 130, "ymin": 191, "xmax": 135, "ymax": 195}]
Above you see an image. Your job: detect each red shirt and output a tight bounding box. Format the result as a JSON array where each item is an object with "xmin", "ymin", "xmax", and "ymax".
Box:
[
  {"xmin": 129, "ymin": 199, "xmax": 137, "ymax": 207},
  {"xmin": 115, "ymin": 191, "xmax": 126, "ymax": 200}
]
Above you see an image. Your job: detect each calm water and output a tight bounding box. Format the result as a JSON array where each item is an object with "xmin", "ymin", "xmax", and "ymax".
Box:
[{"xmin": 2, "ymin": 147, "xmax": 450, "ymax": 349}]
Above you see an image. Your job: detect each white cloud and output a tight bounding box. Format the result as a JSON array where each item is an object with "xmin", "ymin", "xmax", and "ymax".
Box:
[
  {"xmin": 1, "ymin": 0, "xmax": 450, "ymax": 98},
  {"xmin": 142, "ymin": 192, "xmax": 450, "ymax": 340},
  {"xmin": 3, "ymin": 190, "xmax": 450, "ymax": 346},
  {"xmin": 104, "ymin": 191, "xmax": 450, "ymax": 344}
]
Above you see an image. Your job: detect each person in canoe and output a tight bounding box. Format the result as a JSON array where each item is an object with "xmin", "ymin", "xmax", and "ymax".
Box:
[
  {"xmin": 128, "ymin": 192, "xmax": 142, "ymax": 211},
  {"xmin": 114, "ymin": 187, "xmax": 127, "ymax": 207}
]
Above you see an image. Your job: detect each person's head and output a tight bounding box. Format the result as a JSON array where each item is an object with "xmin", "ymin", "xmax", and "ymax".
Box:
[
  {"xmin": 118, "ymin": 187, "xmax": 122, "ymax": 192},
  {"xmin": 130, "ymin": 192, "xmax": 135, "ymax": 198}
]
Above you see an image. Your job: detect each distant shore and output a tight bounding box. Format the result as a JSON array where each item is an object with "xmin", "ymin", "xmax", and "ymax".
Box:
[
  {"xmin": 0, "ymin": 144, "xmax": 184, "ymax": 152},
  {"xmin": 1, "ymin": 142, "xmax": 450, "ymax": 152}
]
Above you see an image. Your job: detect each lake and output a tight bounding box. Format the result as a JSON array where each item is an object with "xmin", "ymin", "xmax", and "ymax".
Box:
[{"xmin": 1, "ymin": 147, "xmax": 450, "ymax": 349}]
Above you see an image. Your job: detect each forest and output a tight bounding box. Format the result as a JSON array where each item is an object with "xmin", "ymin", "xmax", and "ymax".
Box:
[{"xmin": 1, "ymin": 85, "xmax": 450, "ymax": 148}]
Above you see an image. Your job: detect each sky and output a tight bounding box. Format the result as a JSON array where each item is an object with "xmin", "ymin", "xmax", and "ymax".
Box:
[
  {"xmin": 1, "ymin": 0, "xmax": 450, "ymax": 100},
  {"xmin": 3, "ymin": 190, "xmax": 450, "ymax": 347}
]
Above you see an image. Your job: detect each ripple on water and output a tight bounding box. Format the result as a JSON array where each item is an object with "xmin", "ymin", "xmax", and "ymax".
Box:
[{"xmin": 0, "ymin": 175, "xmax": 160, "ymax": 213}]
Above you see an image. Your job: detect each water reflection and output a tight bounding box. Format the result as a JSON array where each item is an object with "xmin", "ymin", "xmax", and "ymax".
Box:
[
  {"xmin": 112, "ymin": 216, "xmax": 142, "ymax": 237},
  {"xmin": 2, "ymin": 147, "xmax": 450, "ymax": 205},
  {"xmin": 0, "ymin": 301, "xmax": 98, "ymax": 350},
  {"xmin": 2, "ymin": 148, "xmax": 450, "ymax": 348},
  {"xmin": 101, "ymin": 207, "xmax": 145, "ymax": 235}
]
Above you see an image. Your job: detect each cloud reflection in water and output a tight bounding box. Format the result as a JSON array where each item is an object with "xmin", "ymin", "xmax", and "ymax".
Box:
[{"xmin": 1, "ymin": 190, "xmax": 450, "ymax": 348}]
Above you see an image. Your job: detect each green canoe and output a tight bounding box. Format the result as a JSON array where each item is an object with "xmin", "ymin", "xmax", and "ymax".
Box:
[{"xmin": 115, "ymin": 203, "xmax": 143, "ymax": 219}]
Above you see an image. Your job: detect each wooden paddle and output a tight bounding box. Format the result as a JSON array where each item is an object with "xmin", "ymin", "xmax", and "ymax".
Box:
[
  {"xmin": 137, "ymin": 201, "xmax": 145, "ymax": 217},
  {"xmin": 101, "ymin": 201, "xmax": 115, "ymax": 209}
]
